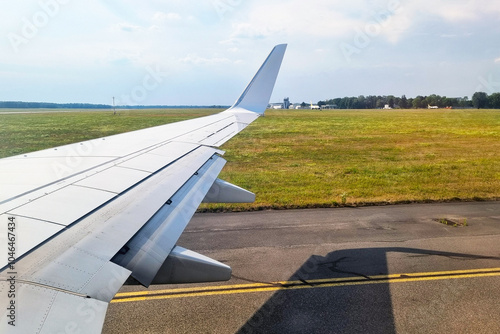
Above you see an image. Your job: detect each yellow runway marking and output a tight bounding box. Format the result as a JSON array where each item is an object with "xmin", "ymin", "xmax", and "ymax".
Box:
[{"xmin": 111, "ymin": 267, "xmax": 500, "ymax": 303}]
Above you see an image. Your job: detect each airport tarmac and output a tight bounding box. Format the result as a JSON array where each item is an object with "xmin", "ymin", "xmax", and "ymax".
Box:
[{"xmin": 103, "ymin": 201, "xmax": 500, "ymax": 334}]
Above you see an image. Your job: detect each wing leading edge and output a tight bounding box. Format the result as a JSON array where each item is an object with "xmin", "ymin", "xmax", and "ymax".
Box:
[{"xmin": 0, "ymin": 44, "xmax": 286, "ymax": 333}]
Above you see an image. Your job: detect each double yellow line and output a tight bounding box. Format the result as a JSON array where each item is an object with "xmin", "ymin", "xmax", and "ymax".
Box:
[{"xmin": 111, "ymin": 267, "xmax": 500, "ymax": 304}]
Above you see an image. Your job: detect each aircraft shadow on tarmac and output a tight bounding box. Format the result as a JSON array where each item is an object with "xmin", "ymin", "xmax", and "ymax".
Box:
[{"xmin": 236, "ymin": 247, "xmax": 499, "ymax": 334}]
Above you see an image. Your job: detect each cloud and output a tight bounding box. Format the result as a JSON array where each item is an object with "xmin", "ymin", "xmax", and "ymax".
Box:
[
  {"xmin": 180, "ymin": 54, "xmax": 231, "ymax": 65},
  {"xmin": 152, "ymin": 12, "xmax": 182, "ymax": 22},
  {"xmin": 230, "ymin": 23, "xmax": 276, "ymax": 40},
  {"xmin": 222, "ymin": 0, "xmax": 362, "ymax": 44},
  {"xmin": 394, "ymin": 0, "xmax": 500, "ymax": 24},
  {"xmin": 340, "ymin": 0, "xmax": 500, "ymax": 44},
  {"xmin": 111, "ymin": 22, "xmax": 144, "ymax": 33},
  {"xmin": 495, "ymin": 57, "xmax": 500, "ymax": 63},
  {"xmin": 107, "ymin": 48, "xmax": 143, "ymax": 65}
]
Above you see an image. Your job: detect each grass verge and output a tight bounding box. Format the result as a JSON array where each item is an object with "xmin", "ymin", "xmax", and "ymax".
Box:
[{"xmin": 1, "ymin": 108, "xmax": 499, "ymax": 211}]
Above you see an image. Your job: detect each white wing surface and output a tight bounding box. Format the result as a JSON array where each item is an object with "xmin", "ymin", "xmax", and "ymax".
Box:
[{"xmin": 0, "ymin": 44, "xmax": 286, "ymax": 333}]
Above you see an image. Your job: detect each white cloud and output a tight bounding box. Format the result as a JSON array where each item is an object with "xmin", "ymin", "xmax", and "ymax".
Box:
[
  {"xmin": 152, "ymin": 12, "xmax": 182, "ymax": 22},
  {"xmin": 234, "ymin": 0, "xmax": 360, "ymax": 39},
  {"xmin": 379, "ymin": 0, "xmax": 500, "ymax": 42},
  {"xmin": 334, "ymin": 0, "xmax": 500, "ymax": 44},
  {"xmin": 112, "ymin": 22, "xmax": 144, "ymax": 33},
  {"xmin": 180, "ymin": 54, "xmax": 231, "ymax": 65},
  {"xmin": 228, "ymin": 23, "xmax": 277, "ymax": 41}
]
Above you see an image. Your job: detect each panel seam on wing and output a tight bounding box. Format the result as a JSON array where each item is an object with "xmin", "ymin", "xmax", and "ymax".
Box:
[
  {"xmin": 13, "ymin": 280, "xmax": 89, "ymax": 298},
  {"xmin": 2, "ymin": 214, "xmax": 67, "ymax": 227}
]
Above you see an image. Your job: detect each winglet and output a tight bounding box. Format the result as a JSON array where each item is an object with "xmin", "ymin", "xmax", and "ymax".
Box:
[{"xmin": 229, "ymin": 44, "xmax": 287, "ymax": 115}]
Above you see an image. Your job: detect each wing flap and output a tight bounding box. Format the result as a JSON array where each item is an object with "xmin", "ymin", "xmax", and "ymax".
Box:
[
  {"xmin": 23, "ymin": 247, "xmax": 131, "ymax": 300},
  {"xmin": 111, "ymin": 155, "xmax": 227, "ymax": 286},
  {"xmin": 0, "ymin": 282, "xmax": 111, "ymax": 334}
]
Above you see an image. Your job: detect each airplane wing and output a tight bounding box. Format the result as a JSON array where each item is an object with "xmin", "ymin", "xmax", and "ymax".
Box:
[{"xmin": 0, "ymin": 44, "xmax": 286, "ymax": 333}]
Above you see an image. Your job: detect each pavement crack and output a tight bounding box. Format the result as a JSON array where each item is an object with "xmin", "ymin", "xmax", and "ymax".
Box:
[
  {"xmin": 231, "ymin": 274, "xmax": 282, "ymax": 287},
  {"xmin": 319, "ymin": 257, "xmax": 372, "ymax": 280}
]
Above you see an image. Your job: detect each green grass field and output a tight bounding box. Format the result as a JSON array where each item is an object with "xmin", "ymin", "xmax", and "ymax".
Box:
[
  {"xmin": 1, "ymin": 108, "xmax": 499, "ymax": 210},
  {"xmin": 0, "ymin": 109, "xmax": 217, "ymax": 157}
]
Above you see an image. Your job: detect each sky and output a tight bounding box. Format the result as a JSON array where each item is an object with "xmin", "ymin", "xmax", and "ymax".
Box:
[{"xmin": 1, "ymin": 0, "xmax": 500, "ymax": 106}]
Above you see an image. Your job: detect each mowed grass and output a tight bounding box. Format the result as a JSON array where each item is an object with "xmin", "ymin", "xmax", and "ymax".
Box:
[
  {"xmin": 0, "ymin": 109, "xmax": 219, "ymax": 157},
  {"xmin": 1, "ymin": 108, "xmax": 499, "ymax": 210},
  {"xmin": 211, "ymin": 109, "xmax": 500, "ymax": 210}
]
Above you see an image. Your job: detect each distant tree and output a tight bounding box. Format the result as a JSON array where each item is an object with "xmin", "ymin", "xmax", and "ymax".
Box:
[
  {"xmin": 488, "ymin": 93, "xmax": 500, "ymax": 108},
  {"xmin": 472, "ymin": 92, "xmax": 488, "ymax": 108},
  {"xmin": 407, "ymin": 97, "xmax": 414, "ymax": 108},
  {"xmin": 300, "ymin": 102, "xmax": 307, "ymax": 108},
  {"xmin": 356, "ymin": 95, "xmax": 366, "ymax": 109},
  {"xmin": 376, "ymin": 98, "xmax": 385, "ymax": 109},
  {"xmin": 394, "ymin": 97, "xmax": 400, "ymax": 108},
  {"xmin": 427, "ymin": 94, "xmax": 438, "ymax": 107},
  {"xmin": 339, "ymin": 97, "xmax": 354, "ymax": 109},
  {"xmin": 463, "ymin": 96, "xmax": 470, "ymax": 107},
  {"xmin": 400, "ymin": 95, "xmax": 408, "ymax": 108},
  {"xmin": 422, "ymin": 97, "xmax": 430, "ymax": 108},
  {"xmin": 443, "ymin": 97, "xmax": 454, "ymax": 108},
  {"xmin": 412, "ymin": 96, "xmax": 423, "ymax": 108},
  {"xmin": 387, "ymin": 96, "xmax": 395, "ymax": 108},
  {"xmin": 346, "ymin": 97, "xmax": 356, "ymax": 109},
  {"xmin": 0, "ymin": 101, "xmax": 112, "ymax": 109},
  {"xmin": 366, "ymin": 95, "xmax": 377, "ymax": 109}
]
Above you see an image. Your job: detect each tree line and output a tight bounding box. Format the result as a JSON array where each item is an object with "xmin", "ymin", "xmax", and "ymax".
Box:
[
  {"xmin": 318, "ymin": 92, "xmax": 500, "ymax": 109},
  {"xmin": 0, "ymin": 101, "xmax": 229, "ymax": 109},
  {"xmin": 0, "ymin": 101, "xmax": 111, "ymax": 109}
]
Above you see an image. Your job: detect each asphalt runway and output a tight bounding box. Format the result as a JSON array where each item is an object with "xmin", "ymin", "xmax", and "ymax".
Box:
[{"xmin": 103, "ymin": 201, "xmax": 500, "ymax": 334}]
